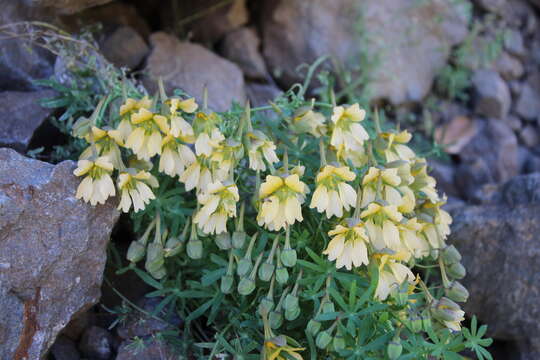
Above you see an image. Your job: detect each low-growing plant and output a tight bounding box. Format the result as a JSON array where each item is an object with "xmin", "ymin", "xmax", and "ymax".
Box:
[{"xmin": 23, "ymin": 22, "xmax": 492, "ymax": 359}]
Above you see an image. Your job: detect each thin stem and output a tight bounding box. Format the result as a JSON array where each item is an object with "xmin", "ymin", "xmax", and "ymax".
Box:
[{"xmin": 319, "ymin": 138, "xmax": 327, "ymax": 167}]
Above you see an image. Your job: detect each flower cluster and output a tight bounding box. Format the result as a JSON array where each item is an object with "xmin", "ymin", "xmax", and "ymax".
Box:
[{"xmin": 73, "ymin": 91, "xmax": 470, "ymax": 356}]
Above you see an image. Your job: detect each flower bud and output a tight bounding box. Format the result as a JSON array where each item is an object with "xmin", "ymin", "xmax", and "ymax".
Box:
[
  {"xmin": 220, "ymin": 274, "xmax": 234, "ymax": 294},
  {"xmin": 387, "ymin": 338, "xmax": 402, "ymax": 360},
  {"xmin": 446, "ymin": 262, "xmax": 466, "ymax": 279},
  {"xmin": 275, "ymin": 248, "xmax": 289, "ymax": 284},
  {"xmin": 409, "ymin": 315, "xmax": 423, "ymax": 333},
  {"xmin": 258, "ymin": 262, "xmax": 275, "ymax": 282},
  {"xmin": 127, "ymin": 241, "xmax": 146, "ymax": 263},
  {"xmin": 442, "ymin": 245, "xmax": 462, "ymax": 264},
  {"xmin": 149, "ymin": 266, "xmax": 166, "ymax": 280},
  {"xmin": 280, "ymin": 248, "xmax": 297, "ymax": 267},
  {"xmin": 430, "ymin": 297, "xmax": 465, "ymax": 323},
  {"xmin": 285, "ymin": 306, "xmax": 300, "ymax": 321},
  {"xmin": 145, "ymin": 243, "xmax": 164, "ymax": 274},
  {"xmin": 316, "ymin": 331, "xmax": 332, "ymax": 349},
  {"xmin": 187, "ymin": 238, "xmax": 203, "ymax": 259},
  {"xmin": 322, "ymin": 300, "xmax": 335, "ymax": 314},
  {"xmin": 237, "ymin": 277, "xmax": 256, "ymax": 295},
  {"xmin": 445, "ymin": 281, "xmax": 469, "ymax": 303},
  {"xmin": 232, "ymin": 231, "xmax": 246, "ymax": 249},
  {"xmin": 333, "ymin": 334, "xmax": 345, "ymax": 352},
  {"xmin": 164, "ymin": 237, "xmax": 183, "ymax": 257},
  {"xmin": 395, "ymin": 283, "xmax": 409, "ymax": 306},
  {"xmin": 421, "ymin": 314, "xmax": 432, "ymax": 331},
  {"xmin": 283, "ymin": 294, "xmax": 299, "ymax": 312},
  {"xmin": 215, "ymin": 232, "xmax": 232, "ymax": 250},
  {"xmin": 307, "ymin": 319, "xmax": 321, "ymax": 336},
  {"xmin": 237, "ymin": 258, "xmax": 252, "ymax": 277},
  {"xmin": 259, "ymin": 296, "xmax": 275, "ymax": 315},
  {"xmin": 269, "ymin": 310, "xmax": 283, "ymax": 329}
]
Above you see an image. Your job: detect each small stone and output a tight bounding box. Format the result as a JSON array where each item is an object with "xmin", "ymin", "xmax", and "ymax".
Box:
[
  {"xmin": 144, "ymin": 32, "xmax": 246, "ymax": 112},
  {"xmin": 0, "ymin": 90, "xmax": 56, "ymax": 152},
  {"xmin": 516, "ymin": 74, "xmax": 540, "ymax": 121},
  {"xmin": 519, "ymin": 125, "xmax": 540, "ymax": 147},
  {"xmin": 504, "ymin": 29, "xmax": 526, "ymax": 58},
  {"xmin": 429, "ymin": 160, "xmax": 459, "ymax": 197},
  {"xmin": 494, "ymin": 51, "xmax": 524, "ymax": 80},
  {"xmin": 457, "ymin": 119, "xmax": 518, "ymax": 199},
  {"xmin": 50, "ymin": 335, "xmax": 80, "ymax": 360},
  {"xmin": 472, "ymin": 69, "xmax": 511, "ymax": 119},
  {"xmin": 78, "ymin": 326, "xmax": 113, "ymax": 360},
  {"xmin": 101, "ymin": 26, "xmax": 149, "ymax": 69},
  {"xmin": 505, "ymin": 114, "xmax": 522, "ymax": 131},
  {"xmin": 508, "ymin": 80, "xmax": 523, "ymax": 97},
  {"xmin": 245, "ymin": 82, "xmax": 282, "ymax": 108},
  {"xmin": 221, "ymin": 27, "xmax": 268, "ymax": 80},
  {"xmin": 434, "ymin": 116, "xmax": 479, "ymax": 154},
  {"xmin": 62, "ymin": 312, "xmax": 91, "ymax": 341}
]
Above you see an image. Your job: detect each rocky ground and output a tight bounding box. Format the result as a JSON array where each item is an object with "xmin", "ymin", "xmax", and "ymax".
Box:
[{"xmin": 1, "ymin": 0, "xmax": 540, "ymax": 359}]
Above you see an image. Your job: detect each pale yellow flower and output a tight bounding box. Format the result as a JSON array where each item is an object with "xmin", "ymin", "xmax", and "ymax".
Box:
[
  {"xmin": 361, "ymin": 203, "xmax": 404, "ymax": 252},
  {"xmin": 360, "ymin": 167, "xmax": 402, "ymax": 208},
  {"xmin": 410, "ymin": 159, "xmax": 440, "ymax": 203},
  {"xmin": 117, "ymin": 169, "xmax": 158, "ymax": 213},
  {"xmin": 179, "ymin": 158, "xmax": 213, "ymax": 192},
  {"xmin": 194, "ymin": 181, "xmax": 239, "ymax": 234},
  {"xmin": 330, "ymin": 103, "xmax": 369, "ymax": 152},
  {"xmin": 380, "ymin": 130, "xmax": 416, "ymax": 162},
  {"xmin": 246, "ymin": 130, "xmax": 279, "ymax": 171},
  {"xmin": 323, "ymin": 221, "xmax": 369, "ymax": 270},
  {"xmin": 291, "ymin": 108, "xmax": 327, "ymax": 137},
  {"xmin": 398, "ymin": 218, "xmax": 430, "ymax": 259},
  {"xmin": 374, "ymin": 253, "xmax": 415, "ymax": 301},
  {"xmin": 195, "ymin": 127, "xmax": 224, "ymax": 156},
  {"xmin": 158, "ymin": 135, "xmax": 196, "ymax": 177},
  {"xmin": 257, "ymin": 174, "xmax": 308, "ymax": 231},
  {"xmin": 125, "ymin": 108, "xmax": 170, "ymax": 160},
  {"xmin": 310, "ymin": 165, "xmax": 356, "ymax": 218},
  {"xmin": 80, "ymin": 126, "xmax": 124, "ymax": 169},
  {"xmin": 74, "ymin": 157, "xmax": 115, "ymax": 206},
  {"xmin": 168, "ymin": 97, "xmax": 198, "ymax": 114}
]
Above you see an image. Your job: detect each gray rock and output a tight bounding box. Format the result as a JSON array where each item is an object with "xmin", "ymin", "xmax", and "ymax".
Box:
[
  {"xmin": 245, "ymin": 82, "xmax": 282, "ymax": 108},
  {"xmin": 25, "ymin": 0, "xmax": 113, "ymax": 14},
  {"xmin": 519, "ymin": 125, "xmax": 540, "ymax": 147},
  {"xmin": 262, "ymin": 0, "xmax": 469, "ymax": 104},
  {"xmin": 116, "ymin": 337, "xmax": 177, "ymax": 360},
  {"xmin": 0, "ymin": 148, "xmax": 119, "ymax": 360},
  {"xmin": 144, "ymin": 32, "xmax": 246, "ymax": 112},
  {"xmin": 516, "ymin": 73, "xmax": 540, "ymax": 121},
  {"xmin": 505, "ymin": 114, "xmax": 523, "ymax": 131},
  {"xmin": 165, "ymin": 0, "xmax": 248, "ymax": 44},
  {"xmin": 504, "ymin": 28, "xmax": 526, "ymax": 58},
  {"xmin": 500, "ymin": 173, "xmax": 540, "ymax": 205},
  {"xmin": 221, "ymin": 27, "xmax": 268, "ymax": 80},
  {"xmin": 429, "ymin": 160, "xmax": 459, "ymax": 198},
  {"xmin": 457, "ymin": 119, "xmax": 518, "ymax": 199},
  {"xmin": 494, "ymin": 51, "xmax": 524, "ymax": 81},
  {"xmin": 0, "ymin": 2, "xmax": 56, "ymax": 91},
  {"xmin": 78, "ymin": 326, "xmax": 112, "ymax": 360},
  {"xmin": 101, "ymin": 26, "xmax": 148, "ymax": 70},
  {"xmin": 0, "ymin": 90, "xmax": 56, "ymax": 152},
  {"xmin": 472, "ymin": 69, "xmax": 511, "ymax": 119},
  {"xmin": 50, "ymin": 335, "xmax": 80, "ymax": 360},
  {"xmin": 449, "ymin": 176, "xmax": 540, "ymax": 358}
]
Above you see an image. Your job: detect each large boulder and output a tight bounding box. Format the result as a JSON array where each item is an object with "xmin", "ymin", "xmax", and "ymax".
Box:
[
  {"xmin": 0, "ymin": 148, "xmax": 119, "ymax": 360},
  {"xmin": 450, "ymin": 173, "xmax": 540, "ymax": 359},
  {"xmin": 25, "ymin": 0, "xmax": 113, "ymax": 15},
  {"xmin": 0, "ymin": 90, "xmax": 57, "ymax": 152},
  {"xmin": 144, "ymin": 32, "xmax": 246, "ymax": 112},
  {"xmin": 262, "ymin": 0, "xmax": 469, "ymax": 104},
  {"xmin": 456, "ymin": 119, "xmax": 519, "ymax": 200},
  {"xmin": 0, "ymin": 2, "xmax": 56, "ymax": 91}
]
